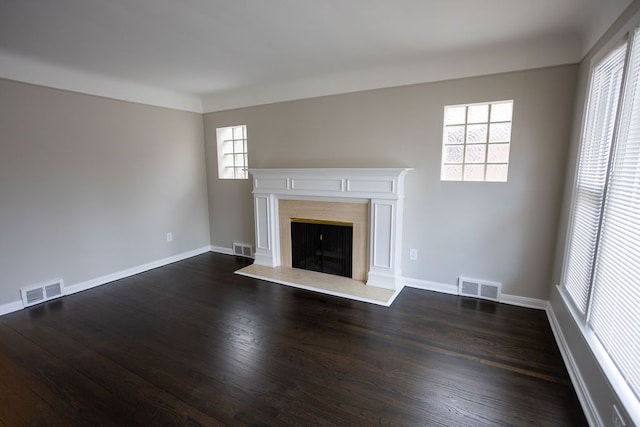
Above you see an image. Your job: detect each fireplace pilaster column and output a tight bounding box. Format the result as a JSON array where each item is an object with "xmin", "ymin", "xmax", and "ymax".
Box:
[
  {"xmin": 253, "ymin": 193, "xmax": 280, "ymax": 267},
  {"xmin": 366, "ymin": 198, "xmax": 404, "ymax": 290}
]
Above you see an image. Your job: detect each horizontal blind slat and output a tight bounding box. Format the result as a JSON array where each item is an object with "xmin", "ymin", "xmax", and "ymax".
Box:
[
  {"xmin": 564, "ymin": 42, "xmax": 627, "ymax": 314},
  {"xmin": 590, "ymin": 28, "xmax": 640, "ymax": 401}
]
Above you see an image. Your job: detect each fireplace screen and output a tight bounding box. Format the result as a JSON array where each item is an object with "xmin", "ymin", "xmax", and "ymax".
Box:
[{"xmin": 291, "ymin": 219, "xmax": 353, "ymax": 278}]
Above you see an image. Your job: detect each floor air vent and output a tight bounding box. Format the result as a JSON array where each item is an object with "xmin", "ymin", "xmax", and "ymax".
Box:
[
  {"xmin": 458, "ymin": 277, "xmax": 501, "ymax": 302},
  {"xmin": 233, "ymin": 243, "xmax": 253, "ymax": 258},
  {"xmin": 21, "ymin": 280, "xmax": 64, "ymax": 308}
]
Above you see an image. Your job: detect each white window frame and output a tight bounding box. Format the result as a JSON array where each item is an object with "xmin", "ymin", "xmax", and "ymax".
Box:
[
  {"xmin": 560, "ymin": 22, "xmax": 640, "ymax": 426},
  {"xmin": 440, "ymin": 100, "xmax": 514, "ymax": 182},
  {"xmin": 216, "ymin": 125, "xmax": 248, "ymax": 180}
]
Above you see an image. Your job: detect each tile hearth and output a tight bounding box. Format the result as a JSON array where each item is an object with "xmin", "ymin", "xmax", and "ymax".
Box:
[{"xmin": 235, "ymin": 264, "xmax": 400, "ymax": 306}]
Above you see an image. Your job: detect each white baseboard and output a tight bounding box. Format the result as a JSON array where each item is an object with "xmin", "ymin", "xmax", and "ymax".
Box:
[
  {"xmin": 366, "ymin": 271, "xmax": 403, "ymax": 291},
  {"xmin": 0, "ymin": 300, "xmax": 24, "ymax": 316},
  {"xmin": 500, "ymin": 294, "xmax": 549, "ymax": 310},
  {"xmin": 403, "ymin": 277, "xmax": 549, "ymax": 311},
  {"xmin": 0, "ymin": 246, "xmax": 211, "ymax": 317},
  {"xmin": 403, "ymin": 277, "xmax": 458, "ymax": 295},
  {"xmin": 210, "ymin": 245, "xmax": 234, "ymax": 256},
  {"xmin": 546, "ymin": 304, "xmax": 602, "ymax": 427},
  {"xmin": 65, "ymin": 246, "xmax": 211, "ymax": 296}
]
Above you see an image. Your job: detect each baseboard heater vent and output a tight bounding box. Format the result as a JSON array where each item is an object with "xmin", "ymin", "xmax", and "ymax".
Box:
[
  {"xmin": 458, "ymin": 277, "xmax": 501, "ymax": 302},
  {"xmin": 20, "ymin": 280, "xmax": 64, "ymax": 308},
  {"xmin": 233, "ymin": 243, "xmax": 254, "ymax": 258}
]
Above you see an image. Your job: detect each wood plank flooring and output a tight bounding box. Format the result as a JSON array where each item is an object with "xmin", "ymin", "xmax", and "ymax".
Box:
[{"xmin": 0, "ymin": 253, "xmax": 587, "ymax": 426}]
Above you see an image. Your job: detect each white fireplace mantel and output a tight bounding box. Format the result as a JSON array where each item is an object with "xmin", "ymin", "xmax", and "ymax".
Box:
[{"xmin": 249, "ymin": 168, "xmax": 412, "ymax": 290}]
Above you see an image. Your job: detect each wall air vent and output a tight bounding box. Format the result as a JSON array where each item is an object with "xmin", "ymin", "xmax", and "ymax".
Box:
[
  {"xmin": 20, "ymin": 280, "xmax": 64, "ymax": 308},
  {"xmin": 458, "ymin": 277, "xmax": 501, "ymax": 302},
  {"xmin": 233, "ymin": 243, "xmax": 254, "ymax": 258}
]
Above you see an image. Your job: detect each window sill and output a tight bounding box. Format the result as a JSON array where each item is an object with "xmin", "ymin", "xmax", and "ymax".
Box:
[{"xmin": 557, "ymin": 285, "xmax": 640, "ymax": 426}]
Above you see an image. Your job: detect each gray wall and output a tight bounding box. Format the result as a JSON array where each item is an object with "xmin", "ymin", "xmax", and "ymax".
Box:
[
  {"xmin": 204, "ymin": 65, "xmax": 578, "ymax": 300},
  {"xmin": 550, "ymin": 1, "xmax": 640, "ymax": 425},
  {"xmin": 0, "ymin": 79, "xmax": 211, "ymax": 306}
]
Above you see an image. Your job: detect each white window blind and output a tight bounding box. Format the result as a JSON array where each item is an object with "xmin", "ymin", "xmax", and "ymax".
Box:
[
  {"xmin": 563, "ymin": 26, "xmax": 640, "ymax": 409},
  {"xmin": 564, "ymin": 42, "xmax": 627, "ymax": 314},
  {"xmin": 590, "ymin": 29, "xmax": 640, "ymax": 400}
]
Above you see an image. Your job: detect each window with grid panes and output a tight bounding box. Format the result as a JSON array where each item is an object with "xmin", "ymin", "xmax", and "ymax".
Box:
[
  {"xmin": 441, "ymin": 100, "xmax": 514, "ymax": 182},
  {"xmin": 216, "ymin": 125, "xmax": 248, "ymax": 179}
]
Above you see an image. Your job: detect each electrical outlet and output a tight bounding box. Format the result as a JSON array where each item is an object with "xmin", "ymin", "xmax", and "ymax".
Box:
[
  {"xmin": 166, "ymin": 232, "xmax": 173, "ymax": 242},
  {"xmin": 409, "ymin": 249, "xmax": 418, "ymax": 260},
  {"xmin": 612, "ymin": 404, "xmax": 626, "ymax": 427}
]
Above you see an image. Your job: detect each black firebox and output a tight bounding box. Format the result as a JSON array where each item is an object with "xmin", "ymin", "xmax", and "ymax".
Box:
[{"xmin": 291, "ymin": 219, "xmax": 353, "ymax": 278}]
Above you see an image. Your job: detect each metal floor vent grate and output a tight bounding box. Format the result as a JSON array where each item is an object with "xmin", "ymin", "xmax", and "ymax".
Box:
[
  {"xmin": 458, "ymin": 277, "xmax": 501, "ymax": 302},
  {"xmin": 21, "ymin": 280, "xmax": 64, "ymax": 308},
  {"xmin": 233, "ymin": 242, "xmax": 254, "ymax": 258}
]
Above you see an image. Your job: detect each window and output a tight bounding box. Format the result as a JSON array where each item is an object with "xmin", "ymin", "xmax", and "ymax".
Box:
[
  {"xmin": 563, "ymin": 27, "xmax": 640, "ymax": 411},
  {"xmin": 564, "ymin": 43, "xmax": 627, "ymax": 314},
  {"xmin": 216, "ymin": 125, "xmax": 248, "ymax": 179},
  {"xmin": 441, "ymin": 100, "xmax": 513, "ymax": 182}
]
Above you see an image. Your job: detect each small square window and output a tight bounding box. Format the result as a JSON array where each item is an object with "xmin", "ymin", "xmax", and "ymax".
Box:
[
  {"xmin": 440, "ymin": 100, "xmax": 513, "ymax": 182},
  {"xmin": 216, "ymin": 125, "xmax": 248, "ymax": 179}
]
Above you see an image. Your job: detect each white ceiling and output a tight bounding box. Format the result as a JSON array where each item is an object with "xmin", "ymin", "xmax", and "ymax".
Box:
[{"xmin": 0, "ymin": 0, "xmax": 632, "ymax": 113}]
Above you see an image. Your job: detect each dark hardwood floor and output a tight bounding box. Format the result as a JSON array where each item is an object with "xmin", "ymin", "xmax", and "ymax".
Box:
[{"xmin": 0, "ymin": 253, "xmax": 586, "ymax": 426}]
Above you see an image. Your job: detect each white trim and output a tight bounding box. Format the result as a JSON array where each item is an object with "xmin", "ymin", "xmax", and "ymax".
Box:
[
  {"xmin": 250, "ymin": 168, "xmax": 412, "ymax": 200},
  {"xmin": 589, "ymin": 8, "xmax": 640, "ymax": 68},
  {"xmin": 235, "ymin": 269, "xmax": 403, "ymax": 307},
  {"xmin": 403, "ymin": 277, "xmax": 458, "ymax": 295},
  {"xmin": 404, "ymin": 277, "xmax": 551, "ymax": 311},
  {"xmin": 0, "ymin": 28, "xmax": 586, "ymax": 117},
  {"xmin": 557, "ymin": 15, "xmax": 640, "ymax": 425},
  {"xmin": 0, "ymin": 300, "xmax": 23, "ymax": 316},
  {"xmin": 0, "ymin": 246, "xmax": 211, "ymax": 317},
  {"xmin": 201, "ymin": 36, "xmax": 580, "ymax": 113},
  {"xmin": 366, "ymin": 270, "xmax": 402, "ymax": 291},
  {"xmin": 0, "ymin": 50, "xmax": 203, "ymax": 113},
  {"xmin": 500, "ymin": 294, "xmax": 548, "ymax": 310},
  {"xmin": 65, "ymin": 246, "xmax": 211, "ymax": 295},
  {"xmin": 249, "ymin": 168, "xmax": 412, "ymax": 292},
  {"xmin": 210, "ymin": 245, "xmax": 234, "ymax": 256},
  {"xmin": 546, "ymin": 299, "xmax": 604, "ymax": 427},
  {"xmin": 556, "ymin": 286, "xmax": 640, "ymax": 427}
]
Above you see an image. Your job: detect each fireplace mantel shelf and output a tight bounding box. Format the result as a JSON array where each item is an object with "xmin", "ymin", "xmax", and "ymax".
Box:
[
  {"xmin": 249, "ymin": 168, "xmax": 412, "ymax": 291},
  {"xmin": 249, "ymin": 168, "xmax": 412, "ymax": 201}
]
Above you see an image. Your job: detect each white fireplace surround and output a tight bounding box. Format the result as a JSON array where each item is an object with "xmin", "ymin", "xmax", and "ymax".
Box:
[{"xmin": 249, "ymin": 168, "xmax": 412, "ymax": 290}]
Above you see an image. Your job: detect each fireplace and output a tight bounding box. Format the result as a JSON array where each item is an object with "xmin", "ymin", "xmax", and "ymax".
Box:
[
  {"xmin": 249, "ymin": 168, "xmax": 412, "ymax": 290},
  {"xmin": 291, "ymin": 219, "xmax": 353, "ymax": 278},
  {"xmin": 278, "ymin": 199, "xmax": 368, "ymax": 281}
]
